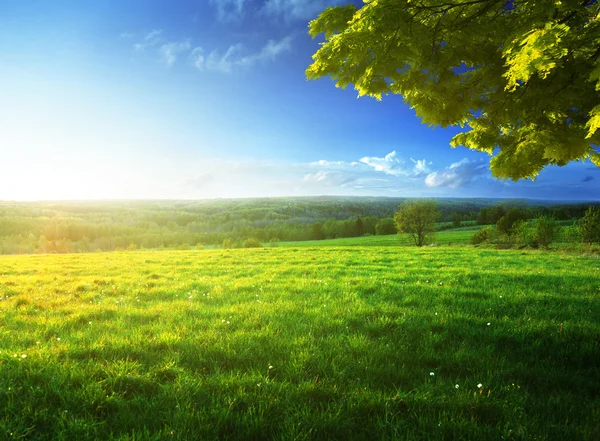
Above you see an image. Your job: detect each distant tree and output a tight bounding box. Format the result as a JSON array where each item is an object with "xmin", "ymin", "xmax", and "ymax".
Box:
[
  {"xmin": 394, "ymin": 200, "xmax": 438, "ymax": 247},
  {"xmin": 243, "ymin": 238, "xmax": 262, "ymax": 248},
  {"xmin": 355, "ymin": 217, "xmax": 365, "ymax": 236},
  {"xmin": 510, "ymin": 220, "xmax": 531, "ymax": 245},
  {"xmin": 578, "ymin": 207, "xmax": 600, "ymax": 244},
  {"xmin": 532, "ymin": 216, "xmax": 559, "ymax": 249},
  {"xmin": 311, "ymin": 222, "xmax": 325, "ymax": 240},
  {"xmin": 496, "ymin": 208, "xmax": 524, "ymax": 236},
  {"xmin": 375, "ymin": 218, "xmax": 397, "ymax": 236},
  {"xmin": 471, "ymin": 226, "xmax": 495, "ymax": 245},
  {"xmin": 452, "ymin": 214, "xmax": 461, "ymax": 229}
]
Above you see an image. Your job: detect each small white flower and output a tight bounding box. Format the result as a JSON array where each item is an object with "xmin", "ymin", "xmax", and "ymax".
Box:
[
  {"xmin": 89, "ymin": 321, "xmax": 92, "ymax": 325},
  {"xmin": 56, "ymin": 338, "xmax": 60, "ymax": 341},
  {"xmin": 487, "ymin": 323, "xmax": 491, "ymax": 326},
  {"xmin": 21, "ymin": 354, "xmax": 26, "ymax": 359},
  {"xmin": 430, "ymin": 372, "xmax": 435, "ymax": 377},
  {"xmin": 227, "ymin": 321, "xmax": 230, "ymax": 324},
  {"xmin": 455, "ymin": 384, "xmax": 459, "ymax": 389},
  {"xmin": 221, "ymin": 320, "xmax": 225, "ymax": 323},
  {"xmin": 269, "ymin": 365, "xmax": 273, "ymax": 370},
  {"xmin": 477, "ymin": 383, "xmax": 483, "ymax": 388}
]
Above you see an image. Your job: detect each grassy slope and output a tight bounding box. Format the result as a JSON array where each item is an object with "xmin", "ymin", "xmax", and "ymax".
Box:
[
  {"xmin": 280, "ymin": 226, "xmax": 482, "ymax": 248},
  {"xmin": 0, "ymin": 247, "xmax": 599, "ymax": 440}
]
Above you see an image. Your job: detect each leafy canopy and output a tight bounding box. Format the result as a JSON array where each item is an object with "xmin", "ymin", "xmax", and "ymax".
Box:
[
  {"xmin": 307, "ymin": 0, "xmax": 600, "ymax": 180},
  {"xmin": 394, "ymin": 199, "xmax": 438, "ymax": 246}
]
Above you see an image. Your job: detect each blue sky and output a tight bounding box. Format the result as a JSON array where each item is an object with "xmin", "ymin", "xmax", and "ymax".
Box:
[{"xmin": 1, "ymin": 0, "xmax": 598, "ymax": 201}]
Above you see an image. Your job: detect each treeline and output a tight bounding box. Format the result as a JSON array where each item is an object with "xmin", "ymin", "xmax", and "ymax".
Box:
[
  {"xmin": 471, "ymin": 206, "xmax": 600, "ymax": 248},
  {"xmin": 0, "ymin": 198, "xmax": 597, "ymax": 254}
]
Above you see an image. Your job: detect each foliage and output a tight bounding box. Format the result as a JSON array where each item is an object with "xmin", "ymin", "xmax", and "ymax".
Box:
[
  {"xmin": 532, "ymin": 216, "xmax": 560, "ymax": 248},
  {"xmin": 375, "ymin": 217, "xmax": 397, "ymax": 235},
  {"xmin": 0, "ymin": 199, "xmax": 597, "ymax": 255},
  {"xmin": 578, "ymin": 206, "xmax": 600, "ymax": 244},
  {"xmin": 243, "ymin": 237, "xmax": 262, "ymax": 248},
  {"xmin": 1, "ymin": 248, "xmax": 599, "ymax": 439},
  {"xmin": 511, "ymin": 220, "xmax": 532, "ymax": 247},
  {"xmin": 470, "ymin": 226, "xmax": 496, "ymax": 245},
  {"xmin": 496, "ymin": 209, "xmax": 524, "ymax": 236},
  {"xmin": 307, "ymin": 0, "xmax": 600, "ymax": 179},
  {"xmin": 394, "ymin": 200, "xmax": 438, "ymax": 246}
]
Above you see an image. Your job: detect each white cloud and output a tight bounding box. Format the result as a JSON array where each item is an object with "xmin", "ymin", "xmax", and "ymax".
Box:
[
  {"xmin": 360, "ymin": 151, "xmax": 426, "ymax": 177},
  {"xmin": 202, "ymin": 44, "xmax": 244, "ymax": 73},
  {"xmin": 133, "ymin": 29, "xmax": 164, "ymax": 51},
  {"xmin": 262, "ymin": 0, "xmax": 344, "ymax": 20},
  {"xmin": 425, "ymin": 158, "xmax": 489, "ymax": 188},
  {"xmin": 210, "ymin": 0, "xmax": 247, "ymax": 22},
  {"xmin": 190, "ymin": 36, "xmax": 292, "ymax": 73},
  {"xmin": 239, "ymin": 36, "xmax": 293, "ymax": 66},
  {"xmin": 359, "ymin": 151, "xmax": 404, "ymax": 175},
  {"xmin": 302, "ymin": 170, "xmax": 358, "ymax": 187},
  {"xmin": 159, "ymin": 40, "xmax": 191, "ymax": 67},
  {"xmin": 411, "ymin": 158, "xmax": 432, "ymax": 176}
]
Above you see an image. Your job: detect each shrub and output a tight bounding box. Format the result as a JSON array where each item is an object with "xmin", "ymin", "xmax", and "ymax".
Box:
[
  {"xmin": 561, "ymin": 225, "xmax": 581, "ymax": 243},
  {"xmin": 471, "ymin": 226, "xmax": 495, "ymax": 245},
  {"xmin": 222, "ymin": 238, "xmax": 233, "ymax": 249},
  {"xmin": 512, "ymin": 220, "xmax": 532, "ymax": 247},
  {"xmin": 532, "ymin": 216, "xmax": 559, "ymax": 249},
  {"xmin": 578, "ymin": 207, "xmax": 600, "ymax": 244},
  {"xmin": 243, "ymin": 238, "xmax": 262, "ymax": 248},
  {"xmin": 496, "ymin": 208, "xmax": 523, "ymax": 236}
]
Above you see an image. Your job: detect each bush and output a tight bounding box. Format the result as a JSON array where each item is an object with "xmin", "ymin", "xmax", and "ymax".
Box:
[
  {"xmin": 222, "ymin": 238, "xmax": 233, "ymax": 249},
  {"xmin": 578, "ymin": 207, "xmax": 600, "ymax": 244},
  {"xmin": 471, "ymin": 226, "xmax": 495, "ymax": 245},
  {"xmin": 561, "ymin": 225, "xmax": 581, "ymax": 243},
  {"xmin": 243, "ymin": 238, "xmax": 262, "ymax": 248},
  {"xmin": 496, "ymin": 208, "xmax": 523, "ymax": 236},
  {"xmin": 512, "ymin": 220, "xmax": 531, "ymax": 247},
  {"xmin": 532, "ymin": 216, "xmax": 559, "ymax": 249}
]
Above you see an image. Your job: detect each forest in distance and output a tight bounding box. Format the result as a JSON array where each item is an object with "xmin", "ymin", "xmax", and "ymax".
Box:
[{"xmin": 0, "ymin": 197, "xmax": 598, "ymax": 255}]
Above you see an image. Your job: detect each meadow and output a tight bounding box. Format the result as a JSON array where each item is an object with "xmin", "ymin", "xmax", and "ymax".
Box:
[{"xmin": 0, "ymin": 244, "xmax": 599, "ymax": 440}]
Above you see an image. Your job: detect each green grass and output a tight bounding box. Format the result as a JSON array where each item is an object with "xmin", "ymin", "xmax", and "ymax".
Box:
[
  {"xmin": 280, "ymin": 227, "xmax": 483, "ymax": 248},
  {"xmin": 1, "ymin": 247, "xmax": 599, "ymax": 440}
]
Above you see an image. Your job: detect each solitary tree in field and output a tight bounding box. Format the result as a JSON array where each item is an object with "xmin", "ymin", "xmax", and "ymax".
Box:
[
  {"xmin": 307, "ymin": 0, "xmax": 600, "ymax": 180},
  {"xmin": 394, "ymin": 200, "xmax": 438, "ymax": 246}
]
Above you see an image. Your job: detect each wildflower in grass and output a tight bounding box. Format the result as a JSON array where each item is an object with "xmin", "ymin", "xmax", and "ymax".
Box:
[
  {"xmin": 57, "ymin": 338, "xmax": 60, "ymax": 341},
  {"xmin": 269, "ymin": 365, "xmax": 273, "ymax": 370},
  {"xmin": 430, "ymin": 372, "xmax": 435, "ymax": 377},
  {"xmin": 21, "ymin": 354, "xmax": 26, "ymax": 359},
  {"xmin": 487, "ymin": 323, "xmax": 491, "ymax": 326},
  {"xmin": 478, "ymin": 383, "xmax": 483, "ymax": 388},
  {"xmin": 455, "ymin": 384, "xmax": 459, "ymax": 389}
]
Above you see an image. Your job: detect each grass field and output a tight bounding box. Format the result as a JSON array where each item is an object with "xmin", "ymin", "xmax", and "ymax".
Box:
[
  {"xmin": 1, "ymin": 247, "xmax": 599, "ymax": 440},
  {"xmin": 279, "ymin": 226, "xmax": 483, "ymax": 248}
]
